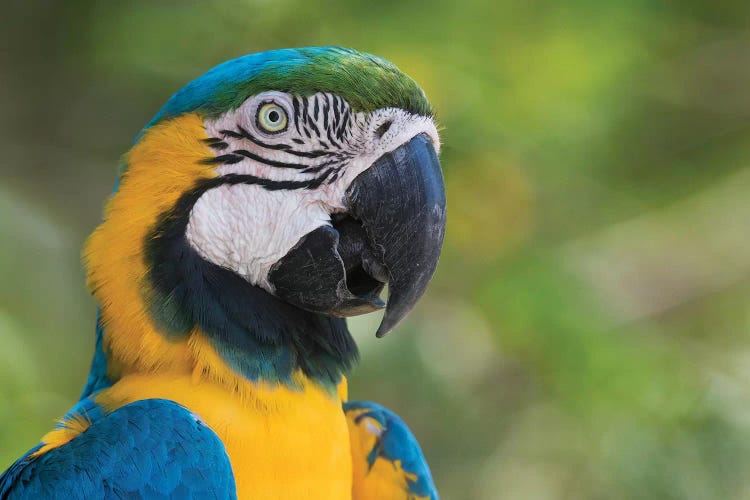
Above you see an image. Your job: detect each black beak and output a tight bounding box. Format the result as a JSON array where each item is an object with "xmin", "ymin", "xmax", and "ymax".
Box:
[{"xmin": 268, "ymin": 133, "xmax": 446, "ymax": 337}]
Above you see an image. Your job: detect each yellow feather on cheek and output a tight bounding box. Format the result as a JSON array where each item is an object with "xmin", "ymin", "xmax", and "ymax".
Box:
[{"xmin": 84, "ymin": 114, "xmax": 216, "ymax": 377}]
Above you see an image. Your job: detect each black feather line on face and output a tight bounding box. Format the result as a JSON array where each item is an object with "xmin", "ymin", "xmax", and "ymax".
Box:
[
  {"xmin": 229, "ymin": 149, "xmax": 311, "ymax": 170},
  {"xmin": 292, "ymin": 96, "xmax": 302, "ymax": 135},
  {"xmin": 326, "ymin": 126, "xmax": 342, "ymax": 149},
  {"xmin": 301, "ymin": 96, "xmax": 310, "ymax": 132},
  {"xmin": 200, "ymin": 154, "xmax": 244, "ymax": 165},
  {"xmin": 306, "ymin": 110, "xmax": 321, "ymax": 136},
  {"xmin": 216, "ymin": 127, "xmax": 335, "ymax": 158},
  {"xmin": 201, "ymin": 137, "xmax": 229, "ymax": 150},
  {"xmin": 143, "ymin": 175, "xmax": 358, "ymax": 387},
  {"xmin": 323, "ymin": 95, "xmax": 331, "ymax": 131},
  {"xmin": 198, "ymin": 144, "xmax": 343, "ymax": 189},
  {"xmin": 337, "ymin": 112, "xmax": 350, "ymax": 141},
  {"xmin": 332, "ymin": 95, "xmax": 341, "ymax": 123}
]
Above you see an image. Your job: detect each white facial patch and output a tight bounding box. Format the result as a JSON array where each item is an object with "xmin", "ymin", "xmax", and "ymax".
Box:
[
  {"xmin": 185, "ymin": 91, "xmax": 440, "ymax": 292},
  {"xmin": 185, "ymin": 183, "xmax": 330, "ymax": 289}
]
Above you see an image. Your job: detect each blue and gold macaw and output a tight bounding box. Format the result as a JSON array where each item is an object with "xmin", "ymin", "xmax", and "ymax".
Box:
[{"xmin": 1, "ymin": 47, "xmax": 444, "ymax": 499}]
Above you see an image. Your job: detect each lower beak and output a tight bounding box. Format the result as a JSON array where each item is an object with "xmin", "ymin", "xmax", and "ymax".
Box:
[{"xmin": 268, "ymin": 133, "xmax": 446, "ymax": 337}]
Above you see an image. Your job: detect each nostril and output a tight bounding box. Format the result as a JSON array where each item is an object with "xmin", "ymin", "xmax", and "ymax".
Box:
[{"xmin": 374, "ymin": 120, "xmax": 392, "ymax": 139}]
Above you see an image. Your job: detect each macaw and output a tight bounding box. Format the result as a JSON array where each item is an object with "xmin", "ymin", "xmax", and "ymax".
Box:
[{"xmin": 1, "ymin": 47, "xmax": 445, "ymax": 499}]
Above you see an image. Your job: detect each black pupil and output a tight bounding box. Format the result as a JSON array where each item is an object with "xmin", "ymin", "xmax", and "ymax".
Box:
[{"xmin": 268, "ymin": 110, "xmax": 280, "ymax": 123}]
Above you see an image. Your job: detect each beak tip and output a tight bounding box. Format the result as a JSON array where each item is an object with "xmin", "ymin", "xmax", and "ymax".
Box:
[{"xmin": 374, "ymin": 312, "xmax": 401, "ymax": 338}]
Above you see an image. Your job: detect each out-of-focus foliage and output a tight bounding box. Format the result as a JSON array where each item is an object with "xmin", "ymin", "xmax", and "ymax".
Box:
[{"xmin": 2, "ymin": 1, "xmax": 750, "ymax": 498}]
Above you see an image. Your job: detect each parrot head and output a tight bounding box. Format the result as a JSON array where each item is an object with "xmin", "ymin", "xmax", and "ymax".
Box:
[{"xmin": 85, "ymin": 47, "xmax": 445, "ymax": 389}]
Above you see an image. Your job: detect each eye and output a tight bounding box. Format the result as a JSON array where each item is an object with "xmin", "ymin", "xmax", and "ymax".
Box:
[{"xmin": 256, "ymin": 102, "xmax": 288, "ymax": 134}]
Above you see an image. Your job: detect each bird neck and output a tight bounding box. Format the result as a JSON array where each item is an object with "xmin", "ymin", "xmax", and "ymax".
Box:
[{"xmin": 82, "ymin": 113, "xmax": 357, "ymax": 399}]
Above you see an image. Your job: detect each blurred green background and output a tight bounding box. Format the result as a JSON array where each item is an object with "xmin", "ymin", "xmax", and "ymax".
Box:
[{"xmin": 3, "ymin": 1, "xmax": 750, "ymax": 498}]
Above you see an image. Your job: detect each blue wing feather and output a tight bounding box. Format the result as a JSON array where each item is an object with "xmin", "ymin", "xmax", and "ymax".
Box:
[
  {"xmin": 344, "ymin": 400, "xmax": 438, "ymax": 499},
  {"xmin": 0, "ymin": 399, "xmax": 235, "ymax": 499}
]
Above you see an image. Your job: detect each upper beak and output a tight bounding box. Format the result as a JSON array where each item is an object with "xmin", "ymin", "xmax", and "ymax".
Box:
[
  {"xmin": 268, "ymin": 133, "xmax": 446, "ymax": 337},
  {"xmin": 346, "ymin": 133, "xmax": 446, "ymax": 336}
]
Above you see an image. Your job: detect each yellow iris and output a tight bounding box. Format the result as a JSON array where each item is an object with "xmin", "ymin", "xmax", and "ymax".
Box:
[{"xmin": 257, "ymin": 102, "xmax": 288, "ymax": 133}]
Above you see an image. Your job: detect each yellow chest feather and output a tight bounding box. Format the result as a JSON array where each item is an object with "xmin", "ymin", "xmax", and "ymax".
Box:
[{"xmin": 96, "ymin": 374, "xmax": 352, "ymax": 500}]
